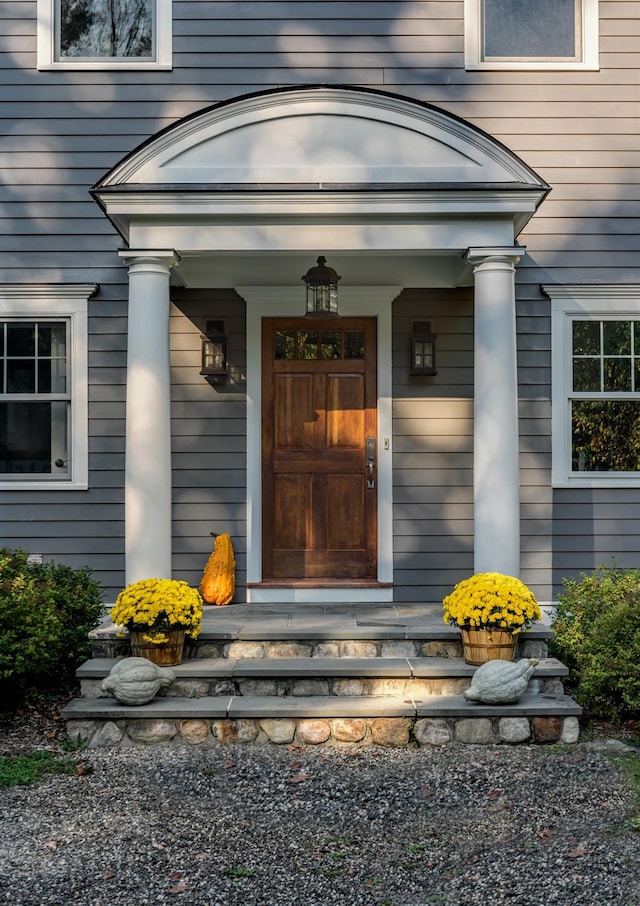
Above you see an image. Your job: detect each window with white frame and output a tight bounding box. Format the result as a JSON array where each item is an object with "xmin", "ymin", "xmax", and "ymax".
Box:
[
  {"xmin": 37, "ymin": 0, "xmax": 172, "ymax": 70},
  {"xmin": 548, "ymin": 286, "xmax": 640, "ymax": 487},
  {"xmin": 465, "ymin": 0, "xmax": 599, "ymax": 70},
  {"xmin": 0, "ymin": 286, "xmax": 94, "ymax": 490}
]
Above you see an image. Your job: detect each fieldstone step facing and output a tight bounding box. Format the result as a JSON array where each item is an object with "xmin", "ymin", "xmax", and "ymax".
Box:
[{"xmin": 63, "ymin": 602, "xmax": 582, "ymax": 749}]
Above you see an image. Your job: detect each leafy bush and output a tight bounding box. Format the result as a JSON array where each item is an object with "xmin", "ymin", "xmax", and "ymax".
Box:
[
  {"xmin": 0, "ymin": 548, "xmax": 104, "ymax": 705},
  {"xmin": 550, "ymin": 564, "xmax": 640, "ymax": 720}
]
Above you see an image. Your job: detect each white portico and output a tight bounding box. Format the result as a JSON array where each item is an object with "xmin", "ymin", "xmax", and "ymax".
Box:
[{"xmin": 92, "ymin": 86, "xmax": 549, "ymax": 595}]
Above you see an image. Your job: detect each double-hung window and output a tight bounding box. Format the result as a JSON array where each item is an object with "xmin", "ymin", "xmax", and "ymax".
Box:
[
  {"xmin": 0, "ymin": 286, "xmax": 93, "ymax": 490},
  {"xmin": 549, "ymin": 286, "xmax": 640, "ymax": 487},
  {"xmin": 465, "ymin": 0, "xmax": 599, "ymax": 70},
  {"xmin": 37, "ymin": 0, "xmax": 172, "ymax": 70}
]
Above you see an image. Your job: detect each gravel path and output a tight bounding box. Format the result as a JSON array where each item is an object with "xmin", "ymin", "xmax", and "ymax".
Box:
[{"xmin": 1, "ymin": 741, "xmax": 639, "ymax": 906}]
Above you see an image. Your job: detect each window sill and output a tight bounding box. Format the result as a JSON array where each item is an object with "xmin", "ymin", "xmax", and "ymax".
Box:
[
  {"xmin": 0, "ymin": 480, "xmax": 88, "ymax": 491},
  {"xmin": 553, "ymin": 476, "xmax": 640, "ymax": 489}
]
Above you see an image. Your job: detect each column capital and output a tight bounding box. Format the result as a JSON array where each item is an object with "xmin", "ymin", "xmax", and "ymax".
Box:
[
  {"xmin": 118, "ymin": 249, "xmax": 181, "ymax": 270},
  {"xmin": 466, "ymin": 247, "xmax": 526, "ymax": 268}
]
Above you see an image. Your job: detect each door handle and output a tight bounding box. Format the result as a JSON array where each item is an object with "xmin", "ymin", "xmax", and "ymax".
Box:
[{"xmin": 366, "ymin": 436, "xmax": 376, "ymax": 489}]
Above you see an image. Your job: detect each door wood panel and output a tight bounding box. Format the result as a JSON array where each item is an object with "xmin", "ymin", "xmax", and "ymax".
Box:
[{"xmin": 262, "ymin": 317, "xmax": 377, "ymax": 580}]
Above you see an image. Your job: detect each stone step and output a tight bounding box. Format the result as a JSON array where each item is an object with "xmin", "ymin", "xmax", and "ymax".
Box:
[
  {"xmin": 89, "ymin": 605, "xmax": 553, "ymax": 661},
  {"xmin": 62, "ymin": 692, "xmax": 582, "ymax": 748},
  {"xmin": 77, "ymin": 656, "xmax": 568, "ymax": 699}
]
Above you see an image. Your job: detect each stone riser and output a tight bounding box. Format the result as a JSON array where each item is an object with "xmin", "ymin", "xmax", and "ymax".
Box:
[
  {"xmin": 77, "ymin": 655, "xmax": 567, "ymax": 701},
  {"xmin": 80, "ymin": 675, "xmax": 564, "ymax": 700},
  {"xmin": 91, "ymin": 637, "xmax": 549, "ymax": 661},
  {"xmin": 64, "ymin": 712, "xmax": 582, "ymax": 749}
]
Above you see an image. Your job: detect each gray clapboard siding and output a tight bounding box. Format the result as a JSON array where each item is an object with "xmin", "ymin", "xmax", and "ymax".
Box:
[
  {"xmin": 0, "ymin": 0, "xmax": 638, "ymax": 602},
  {"xmin": 169, "ymin": 290, "xmax": 247, "ymax": 595}
]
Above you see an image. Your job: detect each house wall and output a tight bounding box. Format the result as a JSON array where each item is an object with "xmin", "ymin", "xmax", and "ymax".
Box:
[
  {"xmin": 1, "ymin": 1, "xmax": 639, "ymax": 601},
  {"xmin": 170, "ymin": 289, "xmax": 247, "ymax": 597}
]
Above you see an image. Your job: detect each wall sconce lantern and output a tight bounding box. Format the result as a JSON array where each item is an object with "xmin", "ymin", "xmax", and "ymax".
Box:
[
  {"xmin": 302, "ymin": 255, "xmax": 341, "ymax": 317},
  {"xmin": 200, "ymin": 320, "xmax": 228, "ymax": 382},
  {"xmin": 410, "ymin": 321, "xmax": 437, "ymax": 376}
]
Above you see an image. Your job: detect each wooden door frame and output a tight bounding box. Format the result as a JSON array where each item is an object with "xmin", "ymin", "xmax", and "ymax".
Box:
[{"xmin": 238, "ymin": 285, "xmax": 400, "ymax": 603}]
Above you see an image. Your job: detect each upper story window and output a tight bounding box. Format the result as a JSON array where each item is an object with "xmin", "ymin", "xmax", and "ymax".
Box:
[
  {"xmin": 465, "ymin": 0, "xmax": 599, "ymax": 70},
  {"xmin": 0, "ymin": 286, "xmax": 95, "ymax": 490},
  {"xmin": 37, "ymin": 0, "xmax": 172, "ymax": 70},
  {"xmin": 548, "ymin": 286, "xmax": 640, "ymax": 488}
]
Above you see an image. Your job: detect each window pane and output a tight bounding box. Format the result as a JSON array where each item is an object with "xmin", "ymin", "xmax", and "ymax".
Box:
[
  {"xmin": 573, "ymin": 320, "xmax": 599, "ymax": 356},
  {"xmin": 573, "ymin": 357, "xmax": 600, "ymax": 392},
  {"xmin": 483, "ymin": 0, "xmax": 576, "ymax": 59},
  {"xmin": 38, "ymin": 323, "xmax": 67, "ymax": 356},
  {"xmin": 60, "ymin": 0, "xmax": 153, "ymax": 59},
  {"xmin": 7, "ymin": 324, "xmax": 35, "ymax": 356},
  {"xmin": 0, "ymin": 401, "xmax": 68, "ymax": 475},
  {"xmin": 572, "ymin": 401, "xmax": 640, "ymax": 472},
  {"xmin": 7, "ymin": 360, "xmax": 36, "ymax": 393},
  {"xmin": 603, "ymin": 320, "xmax": 631, "ymax": 356},
  {"xmin": 38, "ymin": 358, "xmax": 67, "ymax": 393},
  {"xmin": 603, "ymin": 358, "xmax": 632, "ymax": 393}
]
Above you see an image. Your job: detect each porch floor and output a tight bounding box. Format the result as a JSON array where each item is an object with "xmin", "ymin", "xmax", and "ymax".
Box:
[{"xmin": 89, "ymin": 600, "xmax": 553, "ymax": 644}]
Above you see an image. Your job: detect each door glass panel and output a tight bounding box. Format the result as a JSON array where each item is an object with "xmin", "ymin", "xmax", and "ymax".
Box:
[
  {"xmin": 344, "ymin": 331, "xmax": 365, "ymax": 359},
  {"xmin": 320, "ymin": 332, "xmax": 341, "ymax": 359},
  {"xmin": 275, "ymin": 330, "xmax": 295, "ymax": 360},
  {"xmin": 297, "ymin": 331, "xmax": 318, "ymax": 360}
]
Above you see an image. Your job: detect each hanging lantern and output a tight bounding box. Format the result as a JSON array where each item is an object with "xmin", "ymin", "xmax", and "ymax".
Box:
[{"xmin": 302, "ymin": 255, "xmax": 341, "ymax": 317}]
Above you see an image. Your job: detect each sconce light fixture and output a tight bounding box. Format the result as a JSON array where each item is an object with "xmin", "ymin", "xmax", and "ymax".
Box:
[
  {"xmin": 200, "ymin": 320, "xmax": 228, "ymax": 382},
  {"xmin": 409, "ymin": 320, "xmax": 437, "ymax": 376},
  {"xmin": 302, "ymin": 255, "xmax": 341, "ymax": 317}
]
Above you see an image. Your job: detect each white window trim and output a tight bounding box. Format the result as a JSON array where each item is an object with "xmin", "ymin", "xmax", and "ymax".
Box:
[
  {"xmin": 0, "ymin": 285, "xmax": 95, "ymax": 490},
  {"xmin": 37, "ymin": 0, "xmax": 172, "ymax": 71},
  {"xmin": 547, "ymin": 285, "xmax": 640, "ymax": 488},
  {"xmin": 464, "ymin": 0, "xmax": 599, "ymax": 71}
]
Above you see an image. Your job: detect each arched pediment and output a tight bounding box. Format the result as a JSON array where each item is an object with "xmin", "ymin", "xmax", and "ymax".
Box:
[{"xmin": 96, "ymin": 86, "xmax": 545, "ymax": 189}]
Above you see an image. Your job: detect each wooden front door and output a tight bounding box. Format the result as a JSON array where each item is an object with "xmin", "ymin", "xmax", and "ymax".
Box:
[{"xmin": 262, "ymin": 317, "xmax": 377, "ymax": 581}]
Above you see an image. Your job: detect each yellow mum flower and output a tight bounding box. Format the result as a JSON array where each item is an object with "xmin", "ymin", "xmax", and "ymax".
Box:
[
  {"xmin": 442, "ymin": 572, "xmax": 541, "ymax": 633},
  {"xmin": 111, "ymin": 577, "xmax": 204, "ymax": 642}
]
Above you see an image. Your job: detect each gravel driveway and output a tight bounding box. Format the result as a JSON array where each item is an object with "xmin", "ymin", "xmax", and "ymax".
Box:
[{"xmin": 1, "ymin": 740, "xmax": 639, "ymax": 906}]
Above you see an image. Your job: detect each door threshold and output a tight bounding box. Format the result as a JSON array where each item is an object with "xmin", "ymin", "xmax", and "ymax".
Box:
[
  {"xmin": 246, "ymin": 581, "xmax": 394, "ymax": 604},
  {"xmin": 248, "ymin": 579, "xmax": 393, "ymax": 589}
]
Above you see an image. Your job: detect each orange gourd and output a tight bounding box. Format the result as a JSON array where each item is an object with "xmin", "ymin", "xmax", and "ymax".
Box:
[{"xmin": 199, "ymin": 533, "xmax": 235, "ymax": 605}]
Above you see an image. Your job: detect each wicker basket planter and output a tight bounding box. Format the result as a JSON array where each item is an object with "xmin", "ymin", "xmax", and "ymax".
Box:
[
  {"xmin": 460, "ymin": 628, "xmax": 516, "ymax": 666},
  {"xmin": 129, "ymin": 630, "xmax": 186, "ymax": 667}
]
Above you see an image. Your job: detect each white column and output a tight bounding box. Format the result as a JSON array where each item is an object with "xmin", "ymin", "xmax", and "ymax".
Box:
[
  {"xmin": 467, "ymin": 248, "xmax": 525, "ymax": 578},
  {"xmin": 119, "ymin": 251, "xmax": 178, "ymax": 585}
]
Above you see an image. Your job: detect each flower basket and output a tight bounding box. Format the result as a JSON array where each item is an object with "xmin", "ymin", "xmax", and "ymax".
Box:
[
  {"xmin": 110, "ymin": 578, "xmax": 203, "ymax": 667},
  {"xmin": 129, "ymin": 629, "xmax": 186, "ymax": 667},
  {"xmin": 460, "ymin": 628, "xmax": 517, "ymax": 666},
  {"xmin": 442, "ymin": 572, "xmax": 541, "ymax": 666}
]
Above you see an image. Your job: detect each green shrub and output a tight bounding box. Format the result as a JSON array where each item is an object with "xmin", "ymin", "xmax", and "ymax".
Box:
[
  {"xmin": 0, "ymin": 548, "xmax": 104, "ymax": 705},
  {"xmin": 550, "ymin": 564, "xmax": 640, "ymax": 720}
]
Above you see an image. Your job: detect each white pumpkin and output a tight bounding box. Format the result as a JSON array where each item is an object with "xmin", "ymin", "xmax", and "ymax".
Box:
[
  {"xmin": 101, "ymin": 657, "xmax": 176, "ymax": 706},
  {"xmin": 463, "ymin": 657, "xmax": 539, "ymax": 705}
]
